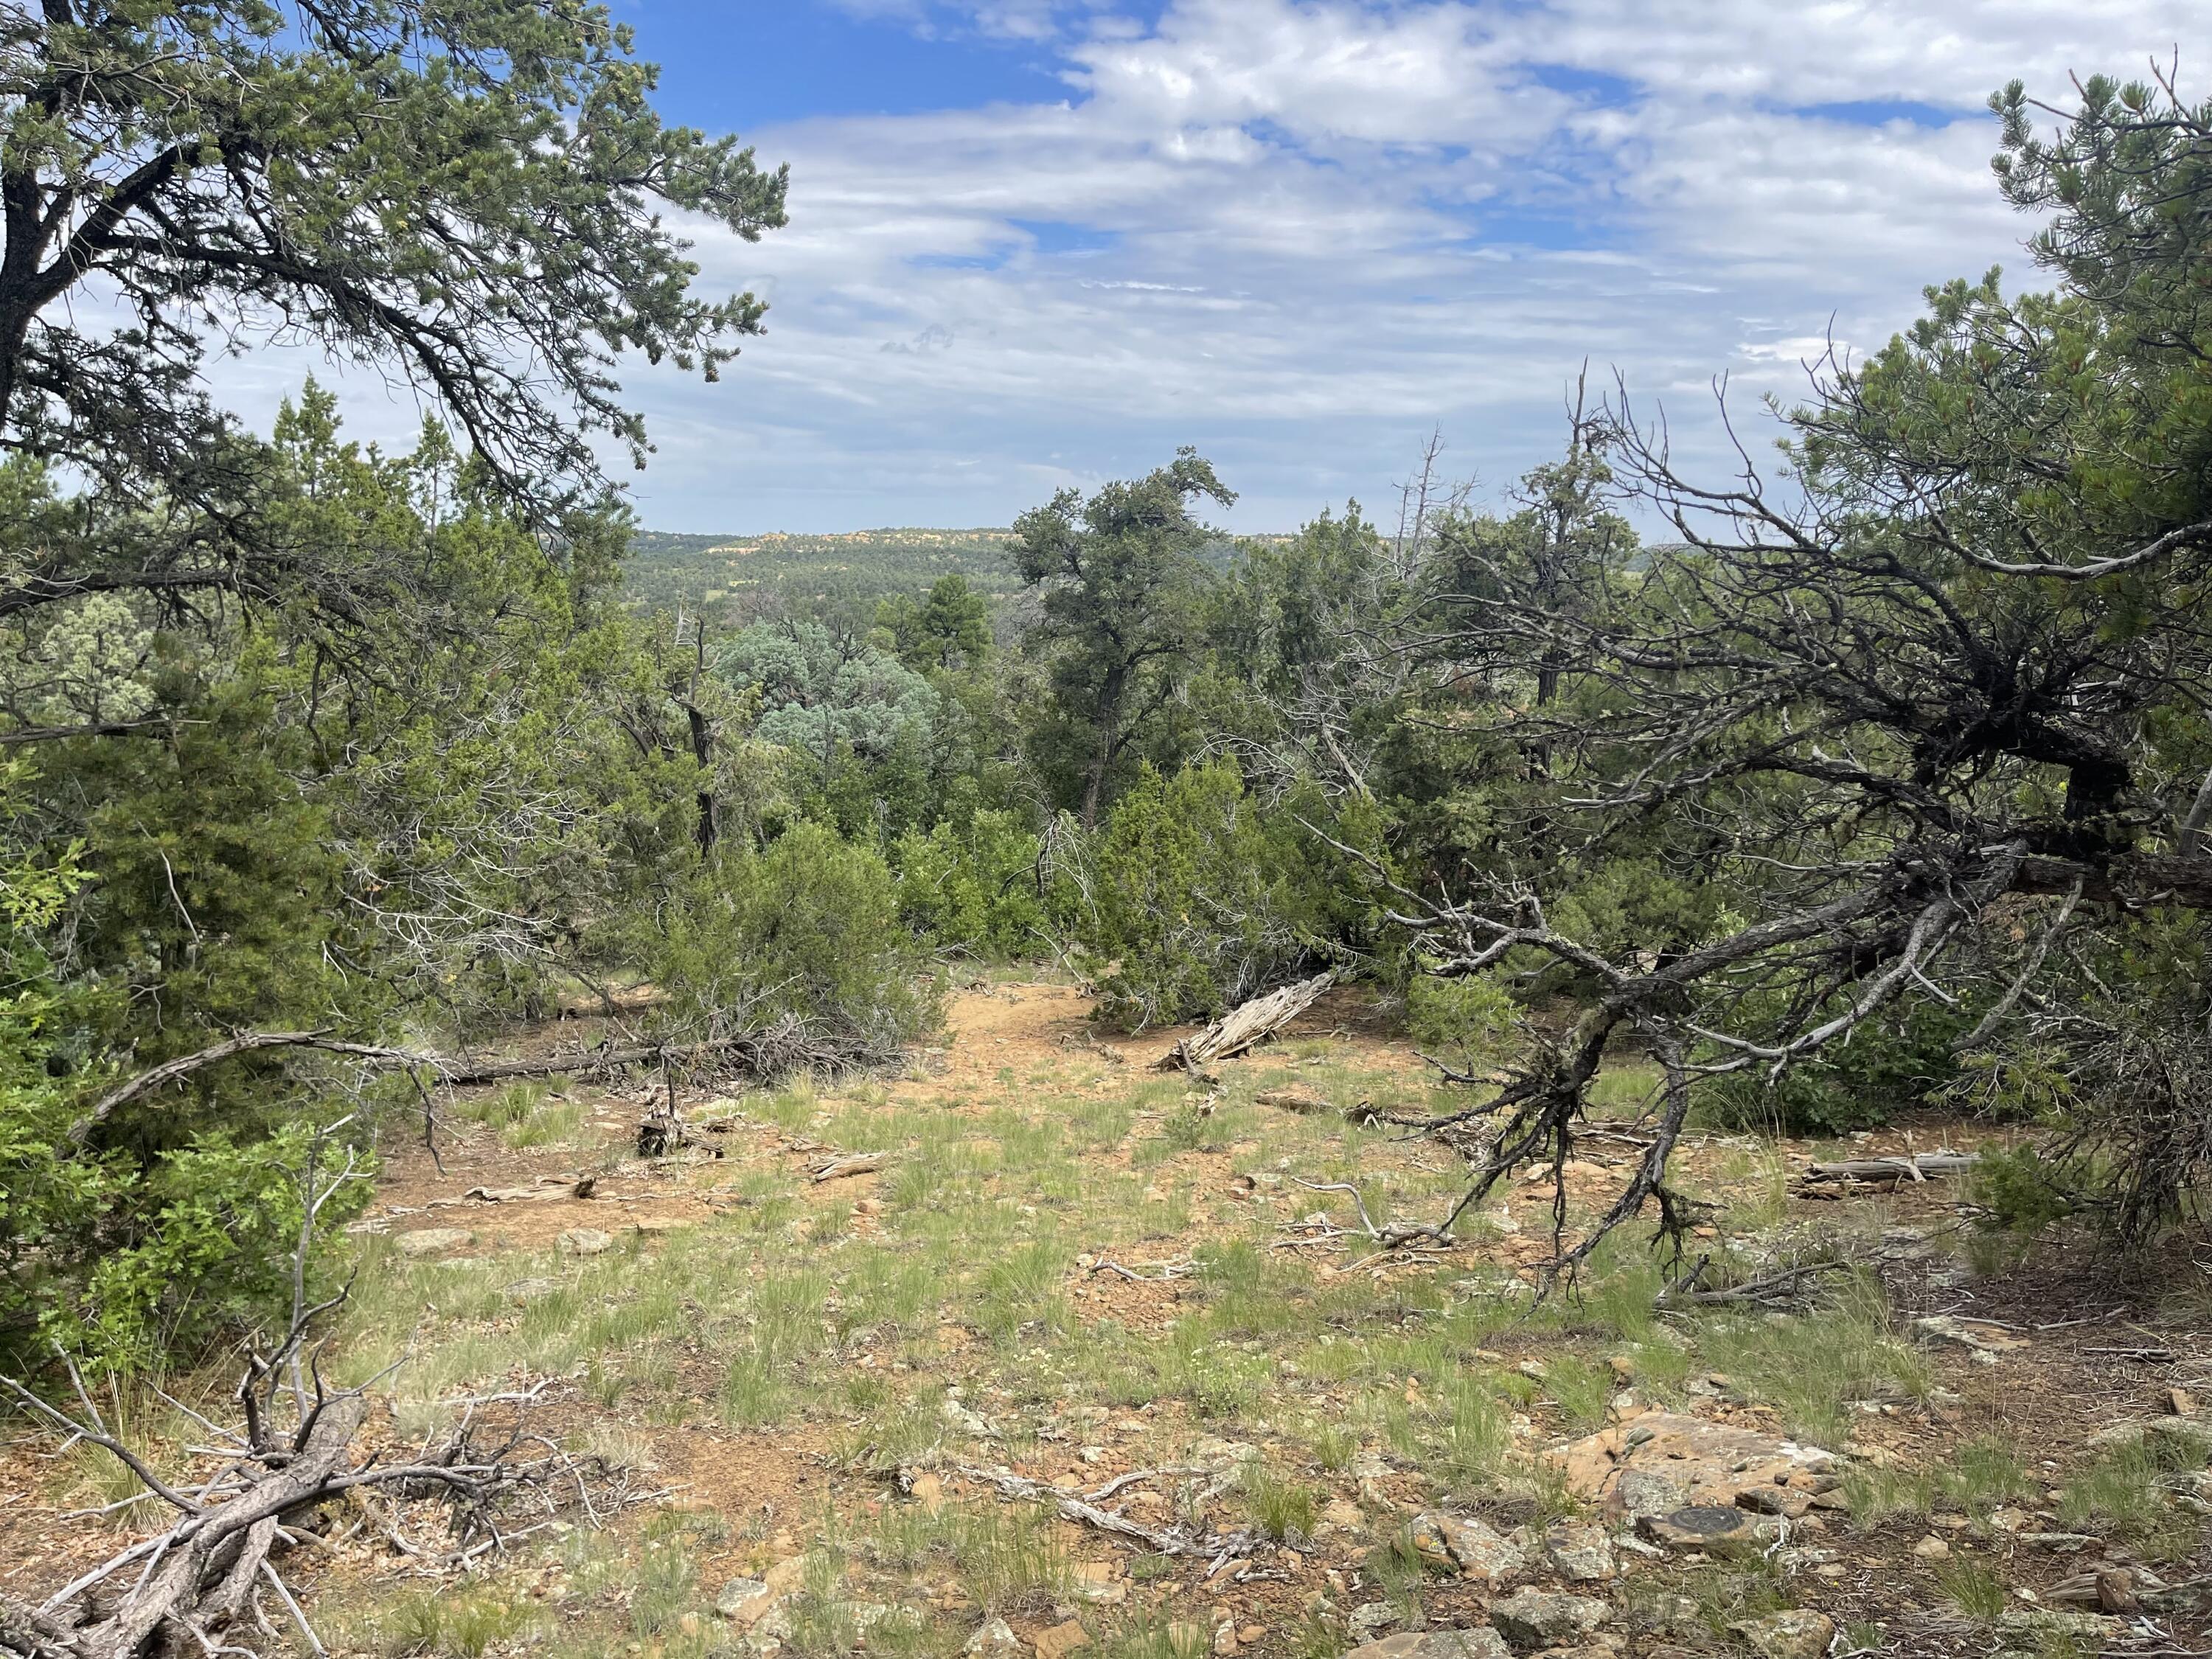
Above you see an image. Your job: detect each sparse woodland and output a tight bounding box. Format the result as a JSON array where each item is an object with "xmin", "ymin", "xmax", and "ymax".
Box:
[{"xmin": 0, "ymin": 4, "xmax": 2208, "ymax": 1655}]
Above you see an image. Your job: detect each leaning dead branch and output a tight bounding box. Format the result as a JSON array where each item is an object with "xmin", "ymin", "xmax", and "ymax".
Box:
[{"xmin": 1154, "ymin": 971, "xmax": 1333, "ymax": 1072}]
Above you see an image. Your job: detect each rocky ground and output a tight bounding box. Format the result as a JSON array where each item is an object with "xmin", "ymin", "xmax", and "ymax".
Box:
[{"xmin": 2, "ymin": 979, "xmax": 2206, "ymax": 1659}]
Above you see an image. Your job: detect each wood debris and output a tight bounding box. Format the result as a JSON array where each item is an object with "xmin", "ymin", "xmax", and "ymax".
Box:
[
  {"xmin": 1153, "ymin": 972, "xmax": 1333, "ymax": 1073},
  {"xmin": 811, "ymin": 1152, "xmax": 888, "ymax": 1183},
  {"xmin": 1798, "ymin": 1151, "xmax": 1975, "ymax": 1193}
]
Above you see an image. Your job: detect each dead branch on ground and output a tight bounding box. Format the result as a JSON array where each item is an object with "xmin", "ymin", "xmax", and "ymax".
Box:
[
  {"xmin": 0, "ymin": 1146, "xmax": 627, "ymax": 1659},
  {"xmin": 947, "ymin": 1464, "xmax": 1265, "ymax": 1566}
]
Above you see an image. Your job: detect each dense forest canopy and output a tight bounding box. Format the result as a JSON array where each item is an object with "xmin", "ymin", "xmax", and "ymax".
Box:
[{"xmin": 0, "ymin": 0, "xmax": 2206, "ymax": 1408}]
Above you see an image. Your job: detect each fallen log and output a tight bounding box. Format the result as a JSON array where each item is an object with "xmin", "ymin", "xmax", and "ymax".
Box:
[
  {"xmin": 69, "ymin": 1018, "xmax": 841, "ymax": 1146},
  {"xmin": 1154, "ymin": 972, "xmax": 1334, "ymax": 1073},
  {"xmin": 0, "ymin": 1299, "xmax": 613, "ymax": 1658},
  {"xmin": 811, "ymin": 1152, "xmax": 888, "ymax": 1183},
  {"xmin": 1801, "ymin": 1152, "xmax": 1977, "ymax": 1186},
  {"xmin": 451, "ymin": 1175, "xmax": 597, "ymax": 1204}
]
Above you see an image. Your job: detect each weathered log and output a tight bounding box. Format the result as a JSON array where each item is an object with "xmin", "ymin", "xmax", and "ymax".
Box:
[
  {"xmin": 1154, "ymin": 972, "xmax": 1334, "ymax": 1073},
  {"xmin": 1801, "ymin": 1152, "xmax": 1977, "ymax": 1186},
  {"xmin": 811, "ymin": 1152, "xmax": 887, "ymax": 1183}
]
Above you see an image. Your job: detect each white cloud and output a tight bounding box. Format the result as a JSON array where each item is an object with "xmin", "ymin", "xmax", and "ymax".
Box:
[{"xmin": 246, "ymin": 0, "xmax": 2212, "ymax": 532}]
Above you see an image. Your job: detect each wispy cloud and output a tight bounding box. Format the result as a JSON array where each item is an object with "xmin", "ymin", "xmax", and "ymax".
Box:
[{"xmin": 243, "ymin": 0, "xmax": 2212, "ymax": 532}]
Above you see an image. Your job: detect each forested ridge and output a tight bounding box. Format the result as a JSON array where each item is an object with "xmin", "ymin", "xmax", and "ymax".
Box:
[{"xmin": 1, "ymin": 3, "xmax": 2210, "ymax": 1652}]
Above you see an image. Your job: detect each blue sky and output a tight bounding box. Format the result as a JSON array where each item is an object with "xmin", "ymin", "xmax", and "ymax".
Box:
[{"xmin": 252, "ymin": 0, "xmax": 2212, "ymax": 533}]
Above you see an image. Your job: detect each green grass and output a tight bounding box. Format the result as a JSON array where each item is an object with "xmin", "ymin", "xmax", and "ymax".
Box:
[{"xmin": 1935, "ymin": 1557, "xmax": 2007, "ymax": 1623}]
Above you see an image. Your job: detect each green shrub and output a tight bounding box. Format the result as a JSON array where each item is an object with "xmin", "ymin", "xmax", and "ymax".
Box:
[
  {"xmin": 1078, "ymin": 762, "xmax": 1348, "ymax": 1030},
  {"xmin": 645, "ymin": 822, "xmax": 939, "ymax": 1062},
  {"xmin": 0, "ymin": 772, "xmax": 369, "ymax": 1373},
  {"xmin": 1405, "ymin": 974, "xmax": 1523, "ymax": 1068},
  {"xmin": 1966, "ymin": 1144, "xmax": 2075, "ymax": 1236},
  {"xmin": 892, "ymin": 808, "xmax": 1062, "ymax": 958}
]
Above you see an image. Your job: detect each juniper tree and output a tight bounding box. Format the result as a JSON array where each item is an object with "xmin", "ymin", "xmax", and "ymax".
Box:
[{"xmin": 1376, "ymin": 71, "xmax": 2212, "ymax": 1265}]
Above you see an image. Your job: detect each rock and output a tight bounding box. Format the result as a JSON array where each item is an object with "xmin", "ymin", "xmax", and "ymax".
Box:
[
  {"xmin": 762, "ymin": 1555, "xmax": 810, "ymax": 1597},
  {"xmin": 1736, "ymin": 1486, "xmax": 1813, "ymax": 1519},
  {"xmin": 1610, "ymin": 1469, "xmax": 1688, "ymax": 1520},
  {"xmin": 1549, "ymin": 1413, "xmax": 1834, "ymax": 1520},
  {"xmin": 715, "ymin": 1579, "xmax": 771, "ymax": 1623},
  {"xmin": 1349, "ymin": 1604, "xmax": 1399, "ymax": 1639},
  {"xmin": 1236, "ymin": 1630, "xmax": 1265, "ymax": 1647},
  {"xmin": 1728, "ymin": 1610, "xmax": 1835, "ymax": 1659},
  {"xmin": 2165, "ymin": 1387, "xmax": 2198, "ymax": 1417},
  {"xmin": 557, "ymin": 1226, "xmax": 615, "ymax": 1256},
  {"xmin": 1543, "ymin": 1522, "xmax": 1617, "ymax": 1583},
  {"xmin": 1071, "ymin": 1562, "xmax": 1125, "ymax": 1606},
  {"xmin": 394, "ymin": 1227, "xmax": 474, "ymax": 1257},
  {"xmin": 1911, "ymin": 1535, "xmax": 1951, "ymax": 1561},
  {"xmin": 1213, "ymin": 1622, "xmax": 1239, "ymax": 1656},
  {"xmin": 1636, "ymin": 1506, "xmax": 1781, "ymax": 1557},
  {"xmin": 942, "ymin": 1394, "xmax": 996, "ymax": 1439},
  {"xmin": 966, "ymin": 1618, "xmax": 1022, "ymax": 1659},
  {"xmin": 1409, "ymin": 1513, "xmax": 1528, "ymax": 1587},
  {"xmin": 1034, "ymin": 1621, "xmax": 1091, "ymax": 1659},
  {"xmin": 1349, "ymin": 1633, "xmax": 1513, "ymax": 1659},
  {"xmin": 1322, "ymin": 1498, "xmax": 1366, "ymax": 1531},
  {"xmin": 1912, "ymin": 1315, "xmax": 2028, "ymax": 1357},
  {"xmin": 502, "ymin": 1276, "xmax": 561, "ymax": 1304},
  {"xmin": 1489, "ymin": 1590, "xmax": 1610, "ymax": 1651},
  {"xmin": 2020, "ymin": 1532, "xmax": 2101, "ymax": 1554}
]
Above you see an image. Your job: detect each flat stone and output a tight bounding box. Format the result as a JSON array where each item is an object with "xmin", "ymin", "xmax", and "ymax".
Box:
[
  {"xmin": 1996, "ymin": 1610, "xmax": 2122, "ymax": 1645},
  {"xmin": 1619, "ymin": 1594, "xmax": 1700, "ymax": 1638},
  {"xmin": 1913, "ymin": 1315, "xmax": 2028, "ymax": 1356},
  {"xmin": 1034, "ymin": 1620, "xmax": 1091, "ymax": 1659},
  {"xmin": 394, "ymin": 1227, "xmax": 474, "ymax": 1257},
  {"xmin": 1911, "ymin": 1535, "xmax": 1950, "ymax": 1560},
  {"xmin": 1409, "ymin": 1512, "xmax": 1528, "ymax": 1587},
  {"xmin": 2087, "ymin": 1416, "xmax": 2212, "ymax": 1461},
  {"xmin": 1349, "ymin": 1604, "xmax": 1398, "ymax": 1638},
  {"xmin": 1550, "ymin": 1412, "xmax": 1834, "ymax": 1520},
  {"xmin": 1637, "ymin": 1506, "xmax": 1781, "ymax": 1557},
  {"xmin": 1349, "ymin": 1633, "xmax": 1512, "ymax": 1659},
  {"xmin": 1322, "ymin": 1498, "xmax": 1366, "ymax": 1531},
  {"xmin": 1489, "ymin": 1590, "xmax": 1610, "ymax": 1652},
  {"xmin": 1728, "ymin": 1611, "xmax": 1836, "ymax": 1659},
  {"xmin": 715, "ymin": 1579, "xmax": 771, "ymax": 1622},
  {"xmin": 965, "ymin": 1618, "xmax": 1021, "ymax": 1659},
  {"xmin": 501, "ymin": 1276, "xmax": 561, "ymax": 1304},
  {"xmin": 557, "ymin": 1226, "xmax": 615, "ymax": 1256},
  {"xmin": 1543, "ymin": 1522, "xmax": 1617, "ymax": 1583},
  {"xmin": 1736, "ymin": 1486, "xmax": 1813, "ymax": 1519}
]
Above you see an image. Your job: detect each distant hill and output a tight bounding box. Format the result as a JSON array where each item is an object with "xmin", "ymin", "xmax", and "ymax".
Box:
[{"xmin": 623, "ymin": 527, "xmax": 1020, "ymax": 619}]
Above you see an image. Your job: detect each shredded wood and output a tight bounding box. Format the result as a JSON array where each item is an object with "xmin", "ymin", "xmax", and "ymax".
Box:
[{"xmin": 1154, "ymin": 972, "xmax": 1333, "ymax": 1073}]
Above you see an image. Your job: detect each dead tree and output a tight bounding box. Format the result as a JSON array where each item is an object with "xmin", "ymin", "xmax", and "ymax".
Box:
[
  {"xmin": 0, "ymin": 1145, "xmax": 622, "ymax": 1658},
  {"xmin": 1332, "ymin": 145, "xmax": 2212, "ymax": 1271}
]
